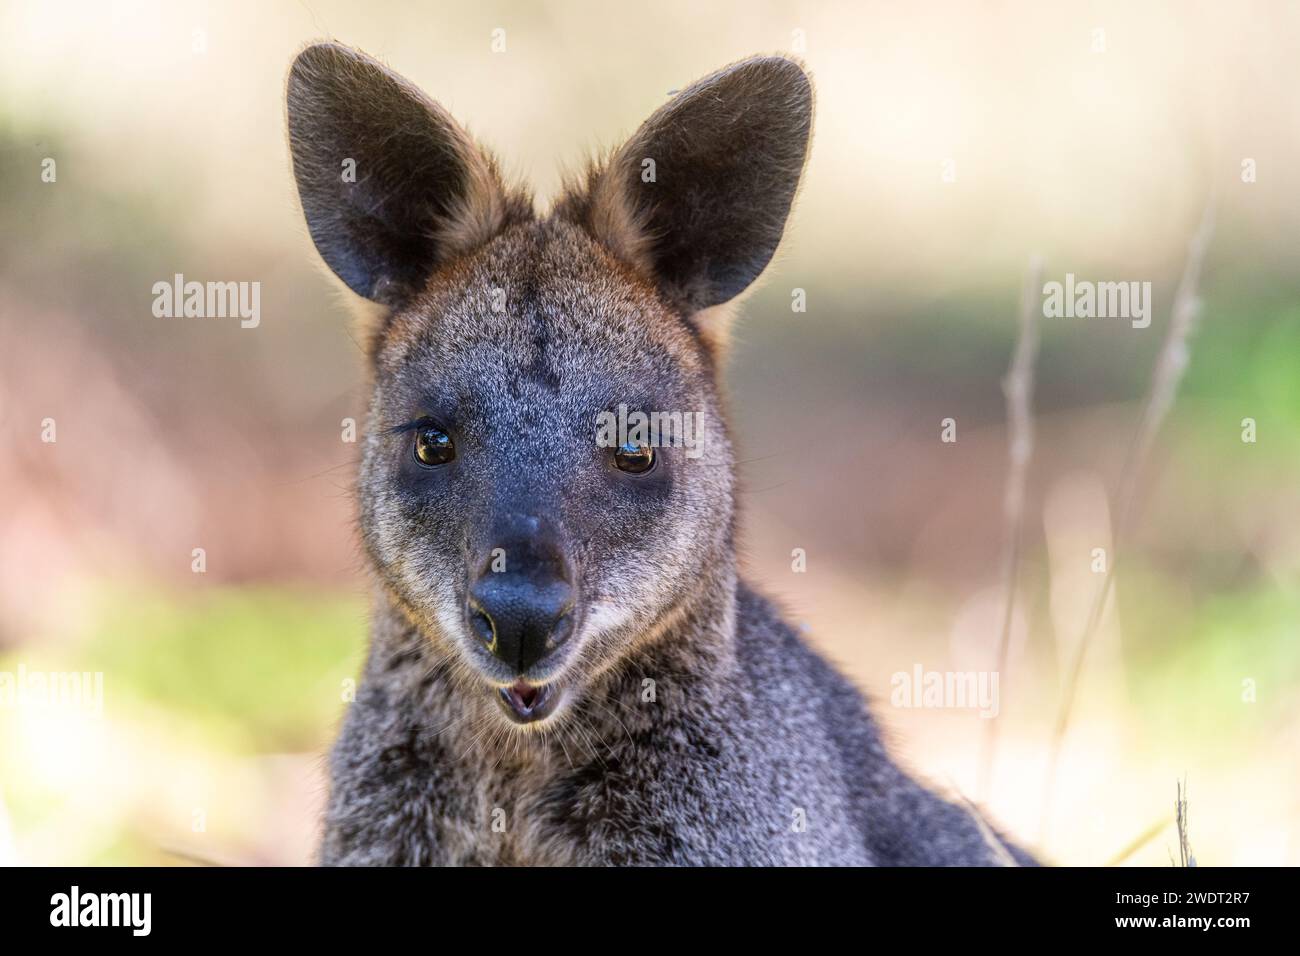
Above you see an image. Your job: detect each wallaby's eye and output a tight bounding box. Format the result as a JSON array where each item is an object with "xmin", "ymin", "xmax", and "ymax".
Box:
[
  {"xmin": 613, "ymin": 441, "xmax": 655, "ymax": 475},
  {"xmin": 414, "ymin": 425, "xmax": 455, "ymax": 467}
]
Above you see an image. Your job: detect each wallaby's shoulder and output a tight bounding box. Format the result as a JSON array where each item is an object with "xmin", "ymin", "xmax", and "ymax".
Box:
[
  {"xmin": 731, "ymin": 580, "xmax": 874, "ymax": 711},
  {"xmin": 728, "ymin": 581, "xmax": 1037, "ymax": 865}
]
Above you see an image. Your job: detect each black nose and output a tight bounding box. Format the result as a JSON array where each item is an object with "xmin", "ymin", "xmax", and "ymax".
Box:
[{"xmin": 467, "ymin": 538, "xmax": 575, "ymax": 673}]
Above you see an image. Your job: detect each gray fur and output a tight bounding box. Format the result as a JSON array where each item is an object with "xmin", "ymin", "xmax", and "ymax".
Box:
[{"xmin": 286, "ymin": 42, "xmax": 1035, "ymax": 866}]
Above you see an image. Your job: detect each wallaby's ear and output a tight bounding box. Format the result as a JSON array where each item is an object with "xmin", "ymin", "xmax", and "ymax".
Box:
[
  {"xmin": 559, "ymin": 56, "xmax": 812, "ymax": 331},
  {"xmin": 286, "ymin": 42, "xmax": 530, "ymax": 307}
]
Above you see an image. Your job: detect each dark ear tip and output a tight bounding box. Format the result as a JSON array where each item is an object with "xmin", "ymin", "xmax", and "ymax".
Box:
[
  {"xmin": 290, "ymin": 40, "xmax": 345, "ymax": 72},
  {"xmin": 742, "ymin": 54, "xmax": 812, "ymax": 82},
  {"xmin": 287, "ymin": 41, "xmax": 374, "ymax": 95},
  {"xmin": 730, "ymin": 55, "xmax": 812, "ymax": 87},
  {"xmin": 751, "ymin": 55, "xmax": 813, "ymax": 113},
  {"xmin": 696, "ymin": 54, "xmax": 814, "ymax": 124}
]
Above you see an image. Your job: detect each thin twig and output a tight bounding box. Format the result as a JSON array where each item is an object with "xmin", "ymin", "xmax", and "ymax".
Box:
[
  {"xmin": 1040, "ymin": 200, "xmax": 1217, "ymax": 839},
  {"xmin": 978, "ymin": 256, "xmax": 1044, "ymax": 800},
  {"xmin": 160, "ymin": 844, "xmax": 236, "ymax": 867},
  {"xmin": 1175, "ymin": 776, "xmax": 1195, "ymax": 866}
]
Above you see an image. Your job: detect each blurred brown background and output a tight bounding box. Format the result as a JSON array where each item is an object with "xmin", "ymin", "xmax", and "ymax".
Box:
[{"xmin": 1, "ymin": 0, "xmax": 1297, "ymax": 866}]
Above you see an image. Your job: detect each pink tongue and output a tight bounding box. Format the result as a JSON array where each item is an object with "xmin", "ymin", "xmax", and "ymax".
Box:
[{"xmin": 512, "ymin": 681, "xmax": 539, "ymax": 709}]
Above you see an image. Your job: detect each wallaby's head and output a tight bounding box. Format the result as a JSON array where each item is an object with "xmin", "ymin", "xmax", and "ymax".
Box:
[{"xmin": 287, "ymin": 43, "xmax": 811, "ymax": 729}]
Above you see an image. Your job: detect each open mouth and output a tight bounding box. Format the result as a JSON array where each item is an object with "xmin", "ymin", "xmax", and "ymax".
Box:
[{"xmin": 497, "ymin": 680, "xmax": 564, "ymax": 724}]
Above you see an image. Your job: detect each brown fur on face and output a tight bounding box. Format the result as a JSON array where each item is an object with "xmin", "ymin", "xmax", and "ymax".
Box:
[{"xmin": 356, "ymin": 215, "xmax": 734, "ymax": 708}]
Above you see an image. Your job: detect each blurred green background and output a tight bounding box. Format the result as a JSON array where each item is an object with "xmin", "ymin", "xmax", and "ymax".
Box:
[{"xmin": 1, "ymin": 0, "xmax": 1297, "ymax": 865}]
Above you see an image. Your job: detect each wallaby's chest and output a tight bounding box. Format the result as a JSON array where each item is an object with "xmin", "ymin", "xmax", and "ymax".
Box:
[{"xmin": 426, "ymin": 753, "xmax": 590, "ymax": 866}]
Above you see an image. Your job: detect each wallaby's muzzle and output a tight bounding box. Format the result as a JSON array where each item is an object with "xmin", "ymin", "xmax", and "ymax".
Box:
[{"xmin": 466, "ymin": 517, "xmax": 577, "ymax": 683}]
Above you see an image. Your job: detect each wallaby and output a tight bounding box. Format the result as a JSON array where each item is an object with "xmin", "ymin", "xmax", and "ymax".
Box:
[{"xmin": 287, "ymin": 42, "xmax": 1034, "ymax": 866}]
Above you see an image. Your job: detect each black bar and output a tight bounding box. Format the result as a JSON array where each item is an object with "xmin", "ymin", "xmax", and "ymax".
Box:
[{"xmin": 4, "ymin": 865, "xmax": 1285, "ymax": 942}]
